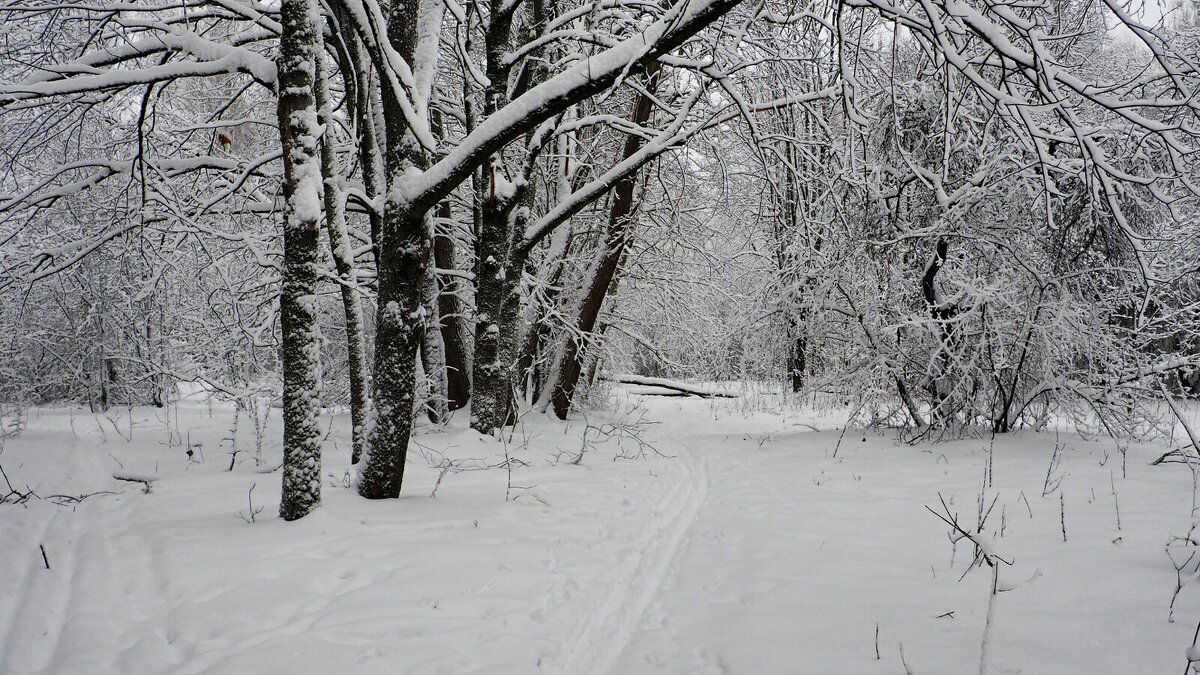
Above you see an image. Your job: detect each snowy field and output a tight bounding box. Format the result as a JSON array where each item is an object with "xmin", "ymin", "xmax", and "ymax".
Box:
[{"xmin": 2, "ymin": 390, "xmax": 1199, "ymax": 674}]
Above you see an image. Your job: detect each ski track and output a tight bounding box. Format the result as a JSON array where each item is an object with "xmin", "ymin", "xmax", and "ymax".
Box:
[
  {"xmin": 551, "ymin": 434, "xmax": 709, "ymax": 675},
  {"xmin": 0, "ymin": 508, "xmax": 62, "ymax": 673},
  {"xmin": 0, "ymin": 486, "xmax": 168, "ymax": 673}
]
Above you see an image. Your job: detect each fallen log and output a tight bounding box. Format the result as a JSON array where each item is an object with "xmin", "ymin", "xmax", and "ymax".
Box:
[
  {"xmin": 604, "ymin": 374, "xmax": 739, "ymax": 398},
  {"xmin": 1151, "ymin": 447, "xmax": 1199, "ymax": 466},
  {"xmin": 626, "ymin": 386, "xmax": 692, "ymax": 398}
]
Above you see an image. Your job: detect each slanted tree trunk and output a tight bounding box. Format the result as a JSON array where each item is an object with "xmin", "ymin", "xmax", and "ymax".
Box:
[
  {"xmin": 351, "ymin": 41, "xmax": 386, "ymax": 263},
  {"xmin": 315, "ymin": 48, "xmax": 370, "ymax": 465},
  {"xmin": 277, "ymin": 0, "xmax": 325, "ymax": 521},
  {"xmin": 516, "ymin": 217, "xmax": 575, "ymax": 401},
  {"xmin": 551, "ymin": 62, "xmax": 661, "ymax": 420}
]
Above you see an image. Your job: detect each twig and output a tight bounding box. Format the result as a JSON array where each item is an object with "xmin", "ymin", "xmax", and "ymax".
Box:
[
  {"xmin": 1042, "ymin": 442, "xmax": 1067, "ymax": 497},
  {"xmin": 237, "ymin": 483, "xmax": 264, "ymax": 523},
  {"xmin": 926, "ymin": 493, "xmax": 1013, "ymax": 567},
  {"xmin": 1111, "ymin": 470, "xmax": 1121, "ymax": 531},
  {"xmin": 1167, "ymin": 549, "xmax": 1198, "ymax": 623},
  {"xmin": 1060, "ymin": 493, "xmax": 1067, "ymax": 542},
  {"xmin": 45, "ymin": 491, "xmax": 118, "ymax": 504},
  {"xmin": 899, "ymin": 641, "xmax": 914, "ymax": 675},
  {"xmin": 1, "ymin": 463, "xmax": 38, "ymax": 505}
]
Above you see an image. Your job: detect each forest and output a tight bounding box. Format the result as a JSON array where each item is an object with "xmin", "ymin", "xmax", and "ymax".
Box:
[{"xmin": 2, "ymin": 0, "xmax": 1200, "ymax": 672}]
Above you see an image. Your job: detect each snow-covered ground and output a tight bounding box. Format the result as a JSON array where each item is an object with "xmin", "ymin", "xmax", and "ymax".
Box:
[{"xmin": 1, "ymin": 391, "xmax": 1198, "ymax": 674}]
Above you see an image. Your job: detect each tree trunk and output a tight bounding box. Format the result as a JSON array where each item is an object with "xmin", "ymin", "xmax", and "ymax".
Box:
[
  {"xmin": 429, "ymin": 109, "xmax": 472, "ymax": 411},
  {"xmin": 922, "ymin": 237, "xmax": 954, "ymax": 423},
  {"xmin": 433, "ymin": 217, "xmax": 472, "ymax": 410},
  {"xmin": 357, "ymin": 206, "xmax": 427, "ymax": 498},
  {"xmin": 787, "ymin": 333, "xmax": 807, "ymax": 393},
  {"xmin": 277, "ymin": 0, "xmax": 324, "ymax": 521},
  {"xmin": 470, "ymin": 183, "xmax": 524, "ymax": 434},
  {"xmin": 95, "ymin": 306, "xmax": 111, "ymax": 412},
  {"xmin": 352, "ymin": 44, "xmax": 385, "ymax": 263},
  {"xmin": 468, "ymin": 1, "xmax": 534, "ymax": 435},
  {"xmin": 421, "ymin": 214, "xmax": 449, "ymax": 424},
  {"xmin": 551, "ymin": 63, "xmax": 660, "ymax": 420},
  {"xmin": 315, "ymin": 49, "xmax": 371, "ymax": 465}
]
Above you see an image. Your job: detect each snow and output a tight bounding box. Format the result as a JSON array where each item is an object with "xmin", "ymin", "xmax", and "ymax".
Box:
[
  {"xmin": 1, "ymin": 393, "xmax": 1198, "ymax": 674},
  {"xmin": 410, "ymin": 0, "xmax": 446, "ymax": 117},
  {"xmin": 290, "ymin": 170, "xmax": 323, "ymax": 225},
  {"xmin": 492, "ymin": 172, "xmax": 518, "ymax": 201},
  {"xmin": 287, "ymin": 109, "xmax": 325, "ymax": 225}
]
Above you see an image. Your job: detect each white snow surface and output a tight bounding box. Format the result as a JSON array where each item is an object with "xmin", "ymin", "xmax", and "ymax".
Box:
[{"xmin": 1, "ymin": 390, "xmax": 1197, "ymax": 674}]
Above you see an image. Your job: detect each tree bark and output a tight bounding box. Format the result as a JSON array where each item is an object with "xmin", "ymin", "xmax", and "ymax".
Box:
[
  {"xmin": 787, "ymin": 333, "xmax": 808, "ymax": 393},
  {"xmin": 433, "ymin": 216, "xmax": 472, "ymax": 410},
  {"xmin": 421, "ymin": 213, "xmax": 449, "ymax": 424},
  {"xmin": 468, "ymin": 0, "xmax": 532, "ymax": 435},
  {"xmin": 277, "ymin": 0, "xmax": 324, "ymax": 521},
  {"xmin": 357, "ymin": 206, "xmax": 426, "ymax": 498}
]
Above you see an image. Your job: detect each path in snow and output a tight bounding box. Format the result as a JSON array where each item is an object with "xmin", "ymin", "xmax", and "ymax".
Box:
[
  {"xmin": 601, "ymin": 396, "xmax": 1197, "ymax": 674},
  {"xmin": 552, "ymin": 423, "xmax": 709, "ymax": 674},
  {"xmin": 0, "ymin": 419, "xmax": 174, "ymax": 674}
]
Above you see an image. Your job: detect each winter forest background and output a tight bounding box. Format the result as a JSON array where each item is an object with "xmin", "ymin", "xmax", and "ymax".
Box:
[{"xmin": 2, "ymin": 0, "xmax": 1200, "ymax": 672}]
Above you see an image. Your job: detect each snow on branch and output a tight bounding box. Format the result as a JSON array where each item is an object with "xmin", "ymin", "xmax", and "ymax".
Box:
[
  {"xmin": 392, "ymin": 0, "xmax": 743, "ymax": 212},
  {"xmin": 1, "ymin": 52, "xmax": 275, "ymax": 104}
]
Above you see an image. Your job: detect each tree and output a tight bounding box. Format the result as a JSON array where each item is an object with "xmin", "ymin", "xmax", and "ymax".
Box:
[{"xmin": 276, "ymin": 0, "xmax": 325, "ymax": 520}]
